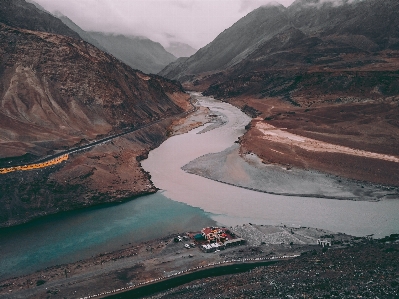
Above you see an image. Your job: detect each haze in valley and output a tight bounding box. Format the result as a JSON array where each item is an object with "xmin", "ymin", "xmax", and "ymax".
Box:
[{"xmin": 32, "ymin": 0, "xmax": 298, "ymax": 50}]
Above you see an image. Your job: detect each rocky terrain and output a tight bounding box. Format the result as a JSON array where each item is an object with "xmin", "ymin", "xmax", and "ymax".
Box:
[
  {"xmin": 151, "ymin": 234, "xmax": 399, "ymax": 299},
  {"xmin": 0, "ymin": 0, "xmax": 191, "ymax": 227},
  {"xmin": 161, "ymin": 0, "xmax": 399, "ymax": 187}
]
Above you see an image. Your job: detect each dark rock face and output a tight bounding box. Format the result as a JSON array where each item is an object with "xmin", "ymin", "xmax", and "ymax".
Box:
[
  {"xmin": 0, "ymin": 0, "xmax": 80, "ymax": 39},
  {"xmin": 160, "ymin": 4, "xmax": 289, "ymax": 79}
]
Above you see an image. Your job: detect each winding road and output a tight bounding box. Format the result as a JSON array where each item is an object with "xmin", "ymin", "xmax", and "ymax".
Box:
[{"xmin": 0, "ymin": 98, "xmax": 197, "ymax": 173}]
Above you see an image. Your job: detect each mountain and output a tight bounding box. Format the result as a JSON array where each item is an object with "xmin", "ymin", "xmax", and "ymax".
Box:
[
  {"xmin": 88, "ymin": 32, "xmax": 177, "ymax": 74},
  {"xmin": 19, "ymin": 2, "xmax": 176, "ymax": 74},
  {"xmin": 0, "ymin": 0, "xmax": 80, "ymax": 39},
  {"xmin": 0, "ymin": 24, "xmax": 186, "ymax": 159},
  {"xmin": 161, "ymin": 0, "xmax": 399, "ymax": 187},
  {"xmin": 0, "ymin": 0, "xmax": 191, "ymax": 227},
  {"xmin": 166, "ymin": 42, "xmax": 197, "ymax": 58},
  {"xmin": 21, "ymin": 1, "xmax": 107, "ymax": 52},
  {"xmin": 159, "ymin": 3, "xmax": 289, "ymax": 79},
  {"xmin": 54, "ymin": 13, "xmax": 107, "ymax": 52},
  {"xmin": 162, "ymin": 0, "xmax": 399, "ymax": 85}
]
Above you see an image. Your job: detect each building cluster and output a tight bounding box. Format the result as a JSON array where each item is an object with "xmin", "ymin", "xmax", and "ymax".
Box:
[{"xmin": 194, "ymin": 227, "xmax": 245, "ymax": 253}]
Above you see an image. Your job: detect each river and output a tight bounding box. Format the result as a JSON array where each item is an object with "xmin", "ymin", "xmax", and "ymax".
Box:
[
  {"xmin": 0, "ymin": 93, "xmax": 398, "ymax": 280},
  {"xmin": 142, "ymin": 93, "xmax": 399, "ymax": 237}
]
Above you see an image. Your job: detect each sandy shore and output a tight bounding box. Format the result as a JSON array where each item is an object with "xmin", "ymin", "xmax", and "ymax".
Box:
[{"xmin": 182, "ymin": 144, "xmax": 398, "ymax": 201}]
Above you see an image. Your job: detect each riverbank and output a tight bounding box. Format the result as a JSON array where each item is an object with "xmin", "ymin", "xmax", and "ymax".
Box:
[
  {"xmin": 183, "ymin": 144, "xmax": 398, "ymax": 201},
  {"xmin": 0, "ymin": 224, "xmax": 357, "ymax": 299}
]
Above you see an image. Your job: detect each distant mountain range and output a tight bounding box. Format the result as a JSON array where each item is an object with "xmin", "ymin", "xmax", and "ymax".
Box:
[
  {"xmin": 161, "ymin": 0, "xmax": 399, "ymax": 103},
  {"xmin": 24, "ymin": 0, "xmax": 189, "ymax": 74},
  {"xmin": 87, "ymin": 32, "xmax": 177, "ymax": 74}
]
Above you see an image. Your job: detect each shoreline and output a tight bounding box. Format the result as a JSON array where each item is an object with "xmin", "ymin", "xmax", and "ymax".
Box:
[
  {"xmin": 2, "ymin": 223, "xmax": 397, "ymax": 299},
  {"xmin": 182, "ymin": 144, "xmax": 398, "ymax": 202}
]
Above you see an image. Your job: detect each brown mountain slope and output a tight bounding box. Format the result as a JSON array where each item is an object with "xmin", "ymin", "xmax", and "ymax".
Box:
[
  {"xmin": 0, "ymin": 23, "xmax": 188, "ymax": 161},
  {"xmin": 0, "ymin": 22, "xmax": 191, "ymax": 227}
]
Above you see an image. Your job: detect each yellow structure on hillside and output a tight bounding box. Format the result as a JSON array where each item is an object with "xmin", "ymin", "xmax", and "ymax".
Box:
[{"xmin": 0, "ymin": 154, "xmax": 69, "ymax": 174}]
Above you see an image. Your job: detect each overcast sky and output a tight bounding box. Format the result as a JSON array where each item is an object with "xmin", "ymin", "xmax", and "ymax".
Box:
[{"xmin": 33, "ymin": 0, "xmax": 297, "ymax": 49}]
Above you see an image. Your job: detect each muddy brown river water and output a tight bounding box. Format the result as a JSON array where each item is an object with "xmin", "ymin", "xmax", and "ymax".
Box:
[{"xmin": 142, "ymin": 93, "xmax": 399, "ymax": 237}]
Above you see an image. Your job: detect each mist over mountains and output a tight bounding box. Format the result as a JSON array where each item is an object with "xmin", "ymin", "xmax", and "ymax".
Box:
[
  {"xmin": 24, "ymin": 0, "xmax": 196, "ymax": 74},
  {"xmin": 161, "ymin": 0, "xmax": 399, "ymax": 93},
  {"xmin": 166, "ymin": 42, "xmax": 197, "ymax": 58}
]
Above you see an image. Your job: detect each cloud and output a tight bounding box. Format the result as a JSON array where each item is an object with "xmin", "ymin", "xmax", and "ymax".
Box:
[
  {"xmin": 239, "ymin": 0, "xmax": 283, "ymax": 13},
  {"xmin": 299, "ymin": 0, "xmax": 362, "ymax": 8},
  {"xmin": 33, "ymin": 0, "xmax": 296, "ymax": 49}
]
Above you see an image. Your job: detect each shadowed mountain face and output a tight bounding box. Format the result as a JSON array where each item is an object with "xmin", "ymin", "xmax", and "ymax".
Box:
[
  {"xmin": 160, "ymin": 4, "xmax": 289, "ymax": 79},
  {"xmin": 88, "ymin": 32, "xmax": 177, "ymax": 74},
  {"xmin": 0, "ymin": 0, "xmax": 80, "ymax": 40},
  {"xmin": 55, "ymin": 14, "xmax": 107, "ymax": 53}
]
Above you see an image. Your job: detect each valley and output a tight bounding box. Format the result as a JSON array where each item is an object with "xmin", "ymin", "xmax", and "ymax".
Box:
[{"xmin": 0, "ymin": 0, "xmax": 399, "ymax": 298}]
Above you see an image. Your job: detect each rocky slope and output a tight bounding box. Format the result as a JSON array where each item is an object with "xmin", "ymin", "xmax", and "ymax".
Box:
[
  {"xmin": 161, "ymin": 0, "xmax": 399, "ymax": 187},
  {"xmin": 0, "ymin": 23, "xmax": 187, "ymax": 161},
  {"xmin": 0, "ymin": 0, "xmax": 191, "ymax": 227},
  {"xmin": 88, "ymin": 32, "xmax": 177, "ymax": 74},
  {"xmin": 161, "ymin": 0, "xmax": 399, "ymax": 82}
]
